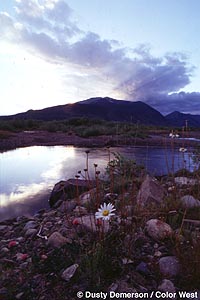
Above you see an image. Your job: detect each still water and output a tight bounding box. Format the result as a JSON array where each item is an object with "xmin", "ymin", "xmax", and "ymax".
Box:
[{"xmin": 0, "ymin": 145, "xmax": 195, "ymax": 221}]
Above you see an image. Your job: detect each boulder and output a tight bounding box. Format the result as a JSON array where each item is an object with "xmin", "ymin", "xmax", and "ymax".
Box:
[
  {"xmin": 180, "ymin": 195, "xmax": 200, "ymax": 208},
  {"xmin": 49, "ymin": 179, "xmax": 96, "ymax": 207},
  {"xmin": 145, "ymin": 219, "xmax": 173, "ymax": 241},
  {"xmin": 159, "ymin": 256, "xmax": 180, "ymax": 278},
  {"xmin": 137, "ymin": 175, "xmax": 165, "ymax": 207}
]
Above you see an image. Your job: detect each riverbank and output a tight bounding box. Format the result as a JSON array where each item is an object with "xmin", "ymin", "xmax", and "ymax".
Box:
[
  {"xmin": 1, "ymin": 130, "xmax": 200, "ymax": 152},
  {"xmin": 0, "ymin": 169, "xmax": 200, "ymax": 299}
]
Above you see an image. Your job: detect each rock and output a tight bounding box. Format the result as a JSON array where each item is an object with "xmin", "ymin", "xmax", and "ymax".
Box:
[
  {"xmin": 8, "ymin": 240, "xmax": 19, "ymax": 248},
  {"xmin": 1, "ymin": 247, "xmax": 9, "ymax": 254},
  {"xmin": 174, "ymin": 177, "xmax": 197, "ymax": 186},
  {"xmin": 0, "ymin": 225, "xmax": 9, "ymax": 231},
  {"xmin": 159, "ymin": 256, "xmax": 180, "ymax": 278},
  {"xmin": 180, "ymin": 195, "xmax": 200, "ymax": 208},
  {"xmin": 154, "ymin": 250, "xmax": 162, "ymax": 258},
  {"xmin": 136, "ymin": 262, "xmax": 151, "ymax": 275},
  {"xmin": 61, "ymin": 264, "xmax": 79, "ymax": 282},
  {"xmin": 57, "ymin": 200, "xmax": 76, "ymax": 213},
  {"xmin": 158, "ymin": 279, "xmax": 176, "ymax": 293},
  {"xmin": 25, "ymin": 228, "xmax": 37, "ymax": 237},
  {"xmin": 16, "ymin": 292, "xmax": 24, "ymax": 299},
  {"xmin": 24, "ymin": 220, "xmax": 38, "ymax": 231},
  {"xmin": 73, "ymin": 206, "xmax": 88, "ymax": 216},
  {"xmin": 104, "ymin": 193, "xmax": 118, "ymax": 202},
  {"xmin": 49, "ymin": 179, "xmax": 96, "ymax": 207},
  {"xmin": 74, "ymin": 215, "xmax": 110, "ymax": 233},
  {"xmin": 137, "ymin": 175, "xmax": 165, "ymax": 206},
  {"xmin": 79, "ymin": 188, "xmax": 96, "ymax": 205},
  {"xmin": 47, "ymin": 231, "xmax": 68, "ymax": 248},
  {"xmin": 16, "ymin": 253, "xmax": 28, "ymax": 261},
  {"xmin": 145, "ymin": 219, "xmax": 173, "ymax": 241}
]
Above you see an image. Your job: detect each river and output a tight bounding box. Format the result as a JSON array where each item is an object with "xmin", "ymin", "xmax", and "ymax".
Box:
[{"xmin": 0, "ymin": 145, "xmax": 195, "ymax": 221}]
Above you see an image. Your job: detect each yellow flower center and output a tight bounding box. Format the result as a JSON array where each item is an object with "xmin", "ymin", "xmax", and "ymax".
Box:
[{"xmin": 102, "ymin": 209, "xmax": 109, "ymax": 216}]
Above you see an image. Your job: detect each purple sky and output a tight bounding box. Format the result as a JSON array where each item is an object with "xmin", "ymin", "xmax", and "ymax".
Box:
[{"xmin": 0, "ymin": 0, "xmax": 200, "ymax": 115}]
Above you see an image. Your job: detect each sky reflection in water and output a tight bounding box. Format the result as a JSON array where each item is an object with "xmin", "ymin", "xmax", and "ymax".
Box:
[{"xmin": 0, "ymin": 145, "xmax": 195, "ymax": 221}]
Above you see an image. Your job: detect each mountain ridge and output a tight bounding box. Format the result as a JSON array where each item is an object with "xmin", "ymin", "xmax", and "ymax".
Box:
[{"xmin": 1, "ymin": 97, "xmax": 200, "ymax": 127}]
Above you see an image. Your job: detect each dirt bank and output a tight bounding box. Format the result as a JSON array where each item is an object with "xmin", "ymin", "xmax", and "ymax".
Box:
[{"xmin": 0, "ymin": 130, "xmax": 199, "ymax": 152}]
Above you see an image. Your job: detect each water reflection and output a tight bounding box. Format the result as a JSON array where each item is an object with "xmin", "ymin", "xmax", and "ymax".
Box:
[{"xmin": 0, "ymin": 145, "xmax": 195, "ymax": 221}]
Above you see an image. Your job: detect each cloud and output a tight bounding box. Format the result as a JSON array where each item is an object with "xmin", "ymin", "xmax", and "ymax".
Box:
[
  {"xmin": 150, "ymin": 92, "xmax": 200, "ymax": 115},
  {"xmin": 0, "ymin": 0, "xmax": 197, "ymax": 114}
]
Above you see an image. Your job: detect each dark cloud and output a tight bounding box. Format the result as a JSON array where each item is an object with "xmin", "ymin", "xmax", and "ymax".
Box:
[
  {"xmin": 1, "ymin": 0, "xmax": 197, "ymax": 114},
  {"xmin": 148, "ymin": 92, "xmax": 200, "ymax": 115}
]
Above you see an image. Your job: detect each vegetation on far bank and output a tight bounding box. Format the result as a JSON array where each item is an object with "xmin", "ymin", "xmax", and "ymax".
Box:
[{"xmin": 0, "ymin": 117, "xmax": 198, "ymax": 140}]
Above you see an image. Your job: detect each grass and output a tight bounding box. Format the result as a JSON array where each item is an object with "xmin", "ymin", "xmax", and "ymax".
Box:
[
  {"xmin": 54, "ymin": 146, "xmax": 200, "ymax": 292},
  {"xmin": 1, "ymin": 125, "xmax": 200, "ymax": 297}
]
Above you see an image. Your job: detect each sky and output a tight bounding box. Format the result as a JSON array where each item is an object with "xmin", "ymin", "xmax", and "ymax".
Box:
[{"xmin": 0, "ymin": 0, "xmax": 200, "ymax": 116}]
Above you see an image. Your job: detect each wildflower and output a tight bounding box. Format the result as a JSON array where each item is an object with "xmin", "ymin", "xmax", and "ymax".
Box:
[
  {"xmin": 95, "ymin": 203, "xmax": 116, "ymax": 221},
  {"xmin": 179, "ymin": 147, "xmax": 187, "ymax": 152}
]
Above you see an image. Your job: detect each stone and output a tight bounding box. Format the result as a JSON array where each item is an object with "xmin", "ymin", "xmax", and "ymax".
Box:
[
  {"xmin": 180, "ymin": 195, "xmax": 200, "ymax": 208},
  {"xmin": 61, "ymin": 264, "xmax": 79, "ymax": 282},
  {"xmin": 1, "ymin": 247, "xmax": 9, "ymax": 254},
  {"xmin": 79, "ymin": 188, "xmax": 96, "ymax": 205},
  {"xmin": 174, "ymin": 177, "xmax": 197, "ymax": 186},
  {"xmin": 104, "ymin": 193, "xmax": 118, "ymax": 201},
  {"xmin": 74, "ymin": 215, "xmax": 110, "ymax": 233},
  {"xmin": 24, "ymin": 221, "xmax": 38, "ymax": 231},
  {"xmin": 47, "ymin": 231, "xmax": 68, "ymax": 248},
  {"xmin": 16, "ymin": 292, "xmax": 24, "ymax": 299},
  {"xmin": 49, "ymin": 179, "xmax": 96, "ymax": 207},
  {"xmin": 158, "ymin": 279, "xmax": 176, "ymax": 293},
  {"xmin": 16, "ymin": 253, "xmax": 28, "ymax": 261},
  {"xmin": 136, "ymin": 261, "xmax": 151, "ymax": 275},
  {"xmin": 159, "ymin": 256, "xmax": 180, "ymax": 278},
  {"xmin": 57, "ymin": 200, "xmax": 76, "ymax": 213},
  {"xmin": 145, "ymin": 219, "xmax": 173, "ymax": 241},
  {"xmin": 137, "ymin": 175, "xmax": 165, "ymax": 206},
  {"xmin": 25, "ymin": 228, "xmax": 37, "ymax": 237},
  {"xmin": 73, "ymin": 206, "xmax": 88, "ymax": 216}
]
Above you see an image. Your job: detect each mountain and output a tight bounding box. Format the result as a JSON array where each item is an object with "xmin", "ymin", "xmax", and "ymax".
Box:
[
  {"xmin": 165, "ymin": 111, "xmax": 200, "ymax": 127},
  {"xmin": 0, "ymin": 97, "xmax": 167, "ymax": 126}
]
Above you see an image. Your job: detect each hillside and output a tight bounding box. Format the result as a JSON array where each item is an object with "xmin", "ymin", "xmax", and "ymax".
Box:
[
  {"xmin": 165, "ymin": 111, "xmax": 200, "ymax": 127},
  {"xmin": 0, "ymin": 97, "xmax": 167, "ymax": 126}
]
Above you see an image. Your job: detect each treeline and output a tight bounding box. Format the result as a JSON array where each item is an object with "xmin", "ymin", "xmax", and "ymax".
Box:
[{"xmin": 0, "ymin": 118, "xmax": 151, "ymax": 138}]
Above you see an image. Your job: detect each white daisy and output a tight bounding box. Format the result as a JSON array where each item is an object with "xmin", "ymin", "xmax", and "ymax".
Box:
[{"xmin": 95, "ymin": 203, "xmax": 116, "ymax": 221}]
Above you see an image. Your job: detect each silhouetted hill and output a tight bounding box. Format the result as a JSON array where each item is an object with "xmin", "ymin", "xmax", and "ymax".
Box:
[
  {"xmin": 165, "ymin": 111, "xmax": 200, "ymax": 127},
  {"xmin": 0, "ymin": 97, "xmax": 167, "ymax": 126}
]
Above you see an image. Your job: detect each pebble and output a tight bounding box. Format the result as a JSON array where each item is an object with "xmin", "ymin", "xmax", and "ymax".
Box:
[
  {"xmin": 61, "ymin": 264, "xmax": 79, "ymax": 282},
  {"xmin": 24, "ymin": 220, "xmax": 38, "ymax": 231},
  {"xmin": 25, "ymin": 228, "xmax": 38, "ymax": 237},
  {"xmin": 47, "ymin": 231, "xmax": 68, "ymax": 248}
]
